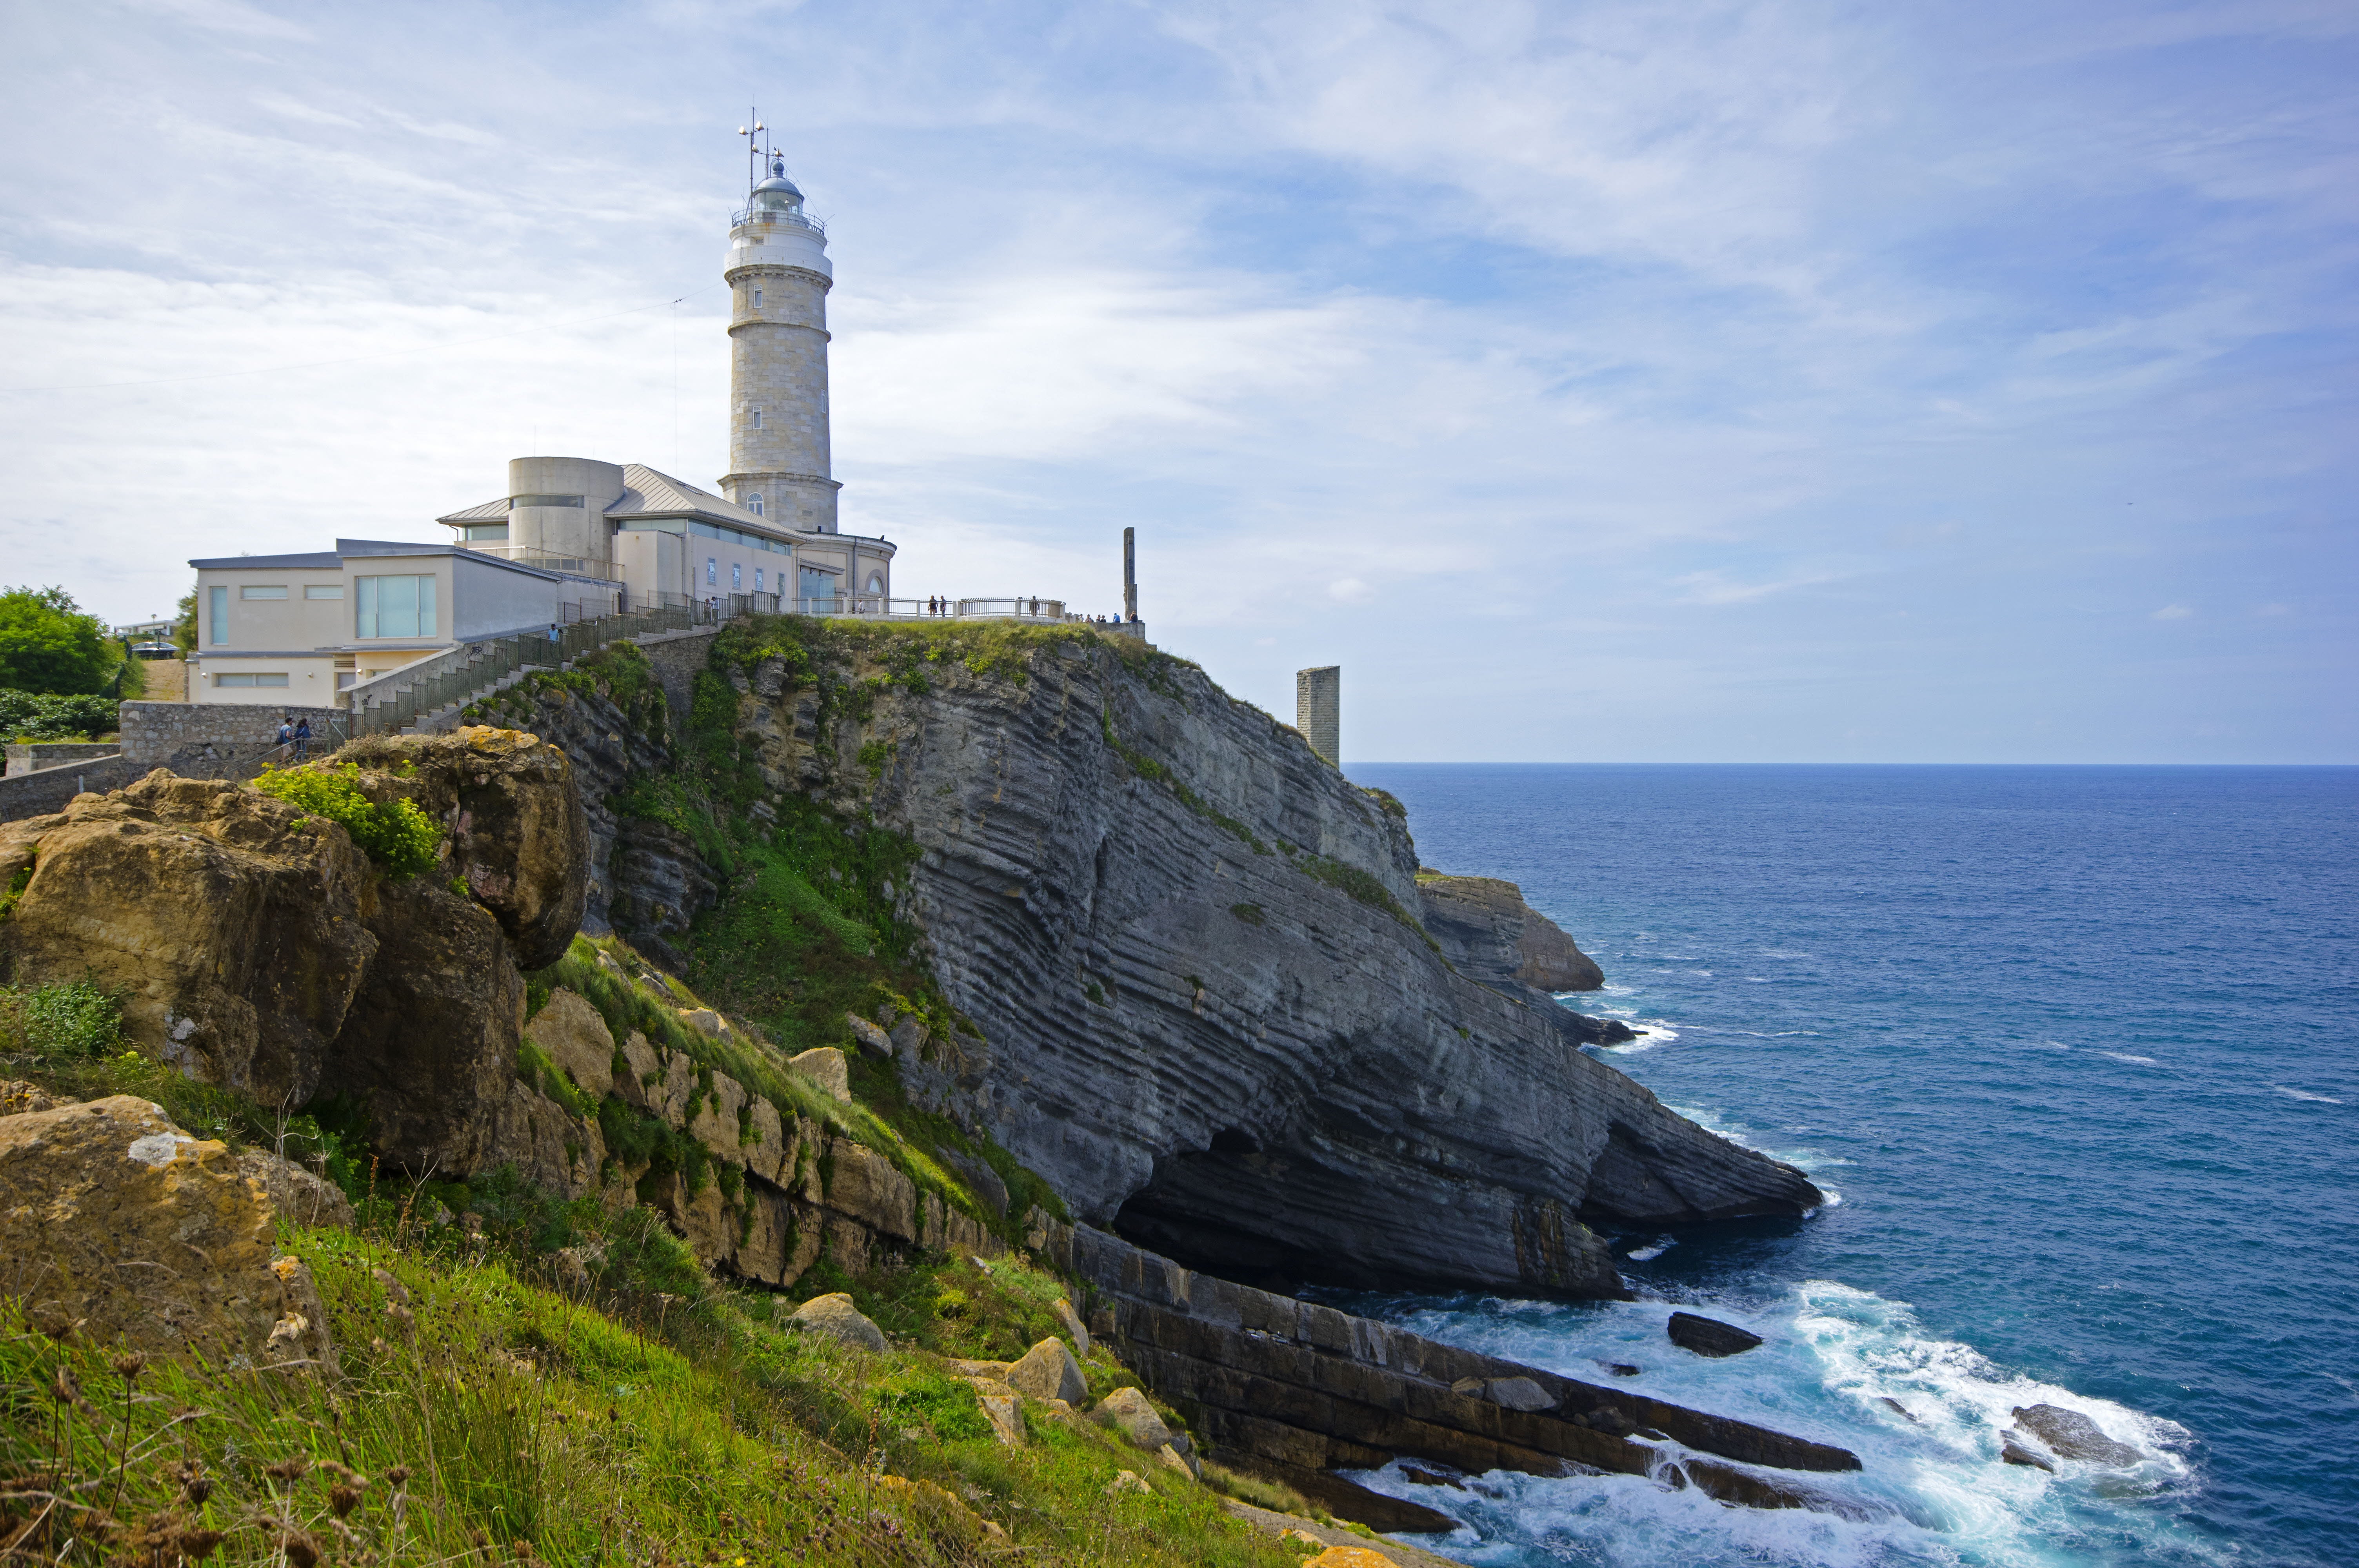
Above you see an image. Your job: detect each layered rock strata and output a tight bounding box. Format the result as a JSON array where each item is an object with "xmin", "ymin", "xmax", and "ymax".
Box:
[
  {"xmin": 1070, "ymin": 1226, "xmax": 1865, "ymax": 1528},
  {"xmin": 510, "ymin": 986, "xmax": 1012, "ymax": 1288},
  {"xmin": 645, "ymin": 630, "xmax": 1821, "ymax": 1299},
  {"xmin": 1417, "ymin": 873, "xmax": 1636, "ymax": 1047}
]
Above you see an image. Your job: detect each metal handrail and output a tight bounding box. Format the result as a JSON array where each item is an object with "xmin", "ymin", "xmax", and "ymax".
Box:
[
  {"xmin": 730, "ymin": 207, "xmax": 826, "ymax": 237},
  {"xmin": 347, "ymin": 602, "xmax": 708, "ymax": 737}
]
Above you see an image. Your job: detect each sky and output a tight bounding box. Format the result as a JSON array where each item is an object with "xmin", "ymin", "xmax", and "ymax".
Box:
[{"xmin": 1, "ymin": 0, "xmax": 2353, "ymax": 762}]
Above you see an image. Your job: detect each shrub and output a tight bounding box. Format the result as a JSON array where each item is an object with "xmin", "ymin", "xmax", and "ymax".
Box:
[
  {"xmin": 254, "ymin": 763, "xmax": 442, "ymax": 877},
  {"xmin": 0, "ymin": 687, "xmax": 119, "ymax": 741},
  {"xmin": 0, "ymin": 977, "xmax": 123, "ymax": 1059}
]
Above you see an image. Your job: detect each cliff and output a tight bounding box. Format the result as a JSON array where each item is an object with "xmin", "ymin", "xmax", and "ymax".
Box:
[{"xmin": 540, "ymin": 620, "xmax": 1818, "ymax": 1301}]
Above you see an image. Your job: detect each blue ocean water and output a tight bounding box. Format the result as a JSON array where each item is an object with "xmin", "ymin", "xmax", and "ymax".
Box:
[{"xmin": 1334, "ymin": 765, "xmax": 2359, "ymax": 1568}]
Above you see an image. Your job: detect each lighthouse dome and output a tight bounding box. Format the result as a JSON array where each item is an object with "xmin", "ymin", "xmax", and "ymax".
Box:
[{"xmin": 749, "ymin": 156, "xmax": 804, "ymax": 214}]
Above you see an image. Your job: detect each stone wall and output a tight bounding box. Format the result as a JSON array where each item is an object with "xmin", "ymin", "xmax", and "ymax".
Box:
[
  {"xmin": 0, "ymin": 756, "xmax": 147, "ymax": 822},
  {"xmin": 1295, "ymin": 665, "xmax": 1339, "ymax": 767},
  {"xmin": 116, "ymin": 700, "xmax": 349, "ymax": 781},
  {"xmin": 3, "ymin": 743, "xmax": 119, "ymax": 777}
]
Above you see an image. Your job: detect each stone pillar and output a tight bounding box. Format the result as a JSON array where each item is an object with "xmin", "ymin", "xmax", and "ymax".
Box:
[
  {"xmin": 1296, "ymin": 666, "xmax": 1339, "ymax": 767},
  {"xmin": 1123, "ymin": 527, "xmax": 1138, "ymax": 622}
]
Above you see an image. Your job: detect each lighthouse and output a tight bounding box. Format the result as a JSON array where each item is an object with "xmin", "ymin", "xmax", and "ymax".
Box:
[{"xmin": 720, "ymin": 143, "xmax": 840, "ymax": 534}]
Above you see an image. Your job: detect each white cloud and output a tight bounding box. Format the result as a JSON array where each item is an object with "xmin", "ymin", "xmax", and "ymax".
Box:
[{"xmin": 2151, "ymin": 604, "xmax": 2194, "ymax": 619}]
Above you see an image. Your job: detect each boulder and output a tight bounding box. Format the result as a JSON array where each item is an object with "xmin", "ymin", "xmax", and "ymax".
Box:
[
  {"xmin": 1488, "ymin": 1376, "xmax": 1555, "ymax": 1412},
  {"xmin": 682, "ymin": 1008, "xmax": 725, "ymax": 1037},
  {"xmin": 2001, "ymin": 1435, "xmax": 2056, "ymax": 1471},
  {"xmin": 1091, "ymin": 1385, "xmax": 1184, "ymax": 1454},
  {"xmin": 789, "ymin": 1046, "xmax": 851, "ymax": 1102},
  {"xmin": 234, "ymin": 1149, "xmax": 355, "ymax": 1230},
  {"xmin": 967, "ymin": 1381, "xmax": 1025, "ymax": 1446},
  {"xmin": 1054, "ymin": 1295, "xmax": 1092, "ymax": 1356},
  {"xmin": 846, "ymin": 1013, "xmax": 893, "ymax": 1057},
  {"xmin": 0, "ymin": 1096, "xmax": 338, "ymax": 1374},
  {"xmin": 1668, "ymin": 1311, "xmax": 1764, "ymax": 1357},
  {"xmin": 0, "ymin": 1080, "xmax": 67, "ymax": 1116},
  {"xmin": 1156, "ymin": 1442, "xmax": 1197, "ymax": 1480},
  {"xmin": 789, "ymin": 1292, "xmax": 886, "ymax": 1352},
  {"xmin": 0, "ymin": 772, "xmax": 378, "ymax": 1105},
  {"xmin": 524, "ymin": 988, "xmax": 616, "ymax": 1098},
  {"xmin": 1006, "ymin": 1335, "xmax": 1088, "ymax": 1405},
  {"xmin": 2011, "ymin": 1405, "xmax": 2141, "ymax": 1467},
  {"xmin": 340, "ymin": 727, "xmax": 590, "ymax": 969}
]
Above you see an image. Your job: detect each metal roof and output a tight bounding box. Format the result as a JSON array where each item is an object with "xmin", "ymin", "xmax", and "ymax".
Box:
[{"xmin": 435, "ymin": 497, "xmax": 510, "ymax": 524}]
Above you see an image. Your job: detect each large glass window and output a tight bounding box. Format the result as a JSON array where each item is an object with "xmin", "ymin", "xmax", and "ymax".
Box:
[
  {"xmin": 798, "ymin": 566, "xmax": 836, "ymax": 606},
  {"xmin": 208, "ymin": 585, "xmax": 227, "ymax": 645},
  {"xmin": 355, "ymin": 575, "xmax": 437, "ymax": 639}
]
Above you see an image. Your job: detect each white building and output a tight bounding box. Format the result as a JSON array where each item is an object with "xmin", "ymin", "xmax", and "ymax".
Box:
[
  {"xmin": 184, "ymin": 137, "xmax": 925, "ymax": 707},
  {"xmin": 432, "ymin": 147, "xmax": 892, "ymax": 612},
  {"xmin": 187, "ymin": 539, "xmax": 583, "ymax": 705}
]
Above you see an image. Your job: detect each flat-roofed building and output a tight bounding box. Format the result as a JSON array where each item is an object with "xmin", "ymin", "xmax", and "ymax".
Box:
[{"xmin": 187, "ymin": 539, "xmax": 596, "ymax": 705}]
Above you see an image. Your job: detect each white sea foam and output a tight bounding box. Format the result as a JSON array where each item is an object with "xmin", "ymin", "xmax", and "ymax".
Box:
[
  {"xmin": 2100, "ymin": 1052, "xmax": 2159, "ymax": 1066},
  {"xmin": 2271, "ymin": 1083, "xmax": 2345, "ymax": 1104},
  {"xmin": 1358, "ymin": 1280, "xmax": 2213, "ymax": 1568},
  {"xmin": 1624, "ymin": 1236, "xmax": 1676, "ymax": 1261}
]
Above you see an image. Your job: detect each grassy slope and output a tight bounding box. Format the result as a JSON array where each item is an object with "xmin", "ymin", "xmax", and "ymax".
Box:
[{"xmin": 0, "ymin": 1213, "xmax": 1308, "ymax": 1566}]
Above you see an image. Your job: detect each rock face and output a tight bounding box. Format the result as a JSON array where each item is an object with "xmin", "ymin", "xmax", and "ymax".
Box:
[
  {"xmin": 1668, "ymin": 1311, "xmax": 1765, "ymax": 1357},
  {"xmin": 661, "ymin": 632, "xmax": 1820, "ymax": 1300},
  {"xmin": 1418, "ymin": 872, "xmax": 1607, "ymax": 996},
  {"xmin": 0, "ymin": 1096, "xmax": 338, "ymax": 1374},
  {"xmin": 1072, "ymin": 1227, "xmax": 1863, "ymax": 1529},
  {"xmin": 0, "ymin": 731, "xmax": 590, "ymax": 1176},
  {"xmin": 0, "ymin": 771, "xmax": 378, "ymax": 1107}
]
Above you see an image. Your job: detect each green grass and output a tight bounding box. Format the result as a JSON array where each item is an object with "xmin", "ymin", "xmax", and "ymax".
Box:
[{"xmin": 0, "ymin": 1223, "xmax": 1300, "ymax": 1567}]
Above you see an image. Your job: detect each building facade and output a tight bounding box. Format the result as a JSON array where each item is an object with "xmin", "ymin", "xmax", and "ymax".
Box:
[{"xmin": 187, "ymin": 540, "xmax": 580, "ymax": 705}]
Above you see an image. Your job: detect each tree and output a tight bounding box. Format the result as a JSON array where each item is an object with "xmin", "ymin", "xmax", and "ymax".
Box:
[
  {"xmin": 173, "ymin": 585, "xmax": 198, "ymax": 656},
  {"xmin": 0, "ymin": 586, "xmax": 113, "ymax": 695}
]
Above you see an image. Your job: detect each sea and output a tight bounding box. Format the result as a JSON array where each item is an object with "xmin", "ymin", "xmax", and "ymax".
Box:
[{"xmin": 1330, "ymin": 765, "xmax": 2357, "ymax": 1568}]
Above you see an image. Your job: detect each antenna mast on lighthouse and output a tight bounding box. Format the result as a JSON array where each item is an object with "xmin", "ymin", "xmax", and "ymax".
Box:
[{"xmin": 737, "ymin": 108, "xmax": 769, "ymax": 196}]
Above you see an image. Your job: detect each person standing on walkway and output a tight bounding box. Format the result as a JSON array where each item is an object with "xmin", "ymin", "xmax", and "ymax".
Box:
[{"xmin": 292, "ymin": 716, "xmax": 311, "ymax": 761}]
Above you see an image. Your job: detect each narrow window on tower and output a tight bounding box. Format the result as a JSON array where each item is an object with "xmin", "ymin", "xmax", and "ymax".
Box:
[
  {"xmin": 749, "ymin": 494, "xmax": 764, "ymax": 515},
  {"xmin": 752, "ymin": 287, "xmax": 763, "ymax": 308},
  {"xmin": 752, "ymin": 407, "xmax": 763, "ymax": 429}
]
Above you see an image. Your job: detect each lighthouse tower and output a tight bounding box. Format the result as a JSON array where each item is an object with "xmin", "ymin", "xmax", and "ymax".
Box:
[{"xmin": 720, "ymin": 142, "xmax": 839, "ymax": 533}]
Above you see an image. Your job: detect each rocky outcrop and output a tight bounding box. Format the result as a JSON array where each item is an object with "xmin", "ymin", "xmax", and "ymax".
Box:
[
  {"xmin": 1073, "ymin": 1226, "xmax": 1867, "ymax": 1528},
  {"xmin": 0, "ymin": 771, "xmax": 379, "ymax": 1107},
  {"xmin": 1668, "ymin": 1311, "xmax": 1764, "ymax": 1357},
  {"xmin": 0, "ymin": 1096, "xmax": 339, "ymax": 1374},
  {"xmin": 1419, "ymin": 872, "xmax": 1605, "ymax": 994},
  {"xmin": 2010, "ymin": 1405, "xmax": 2142, "ymax": 1467},
  {"xmin": 0, "ymin": 732, "xmax": 589, "ymax": 1176},
  {"xmin": 656, "ymin": 630, "xmax": 1820, "ymax": 1300},
  {"xmin": 1417, "ymin": 873, "xmax": 1634, "ymax": 1047}
]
